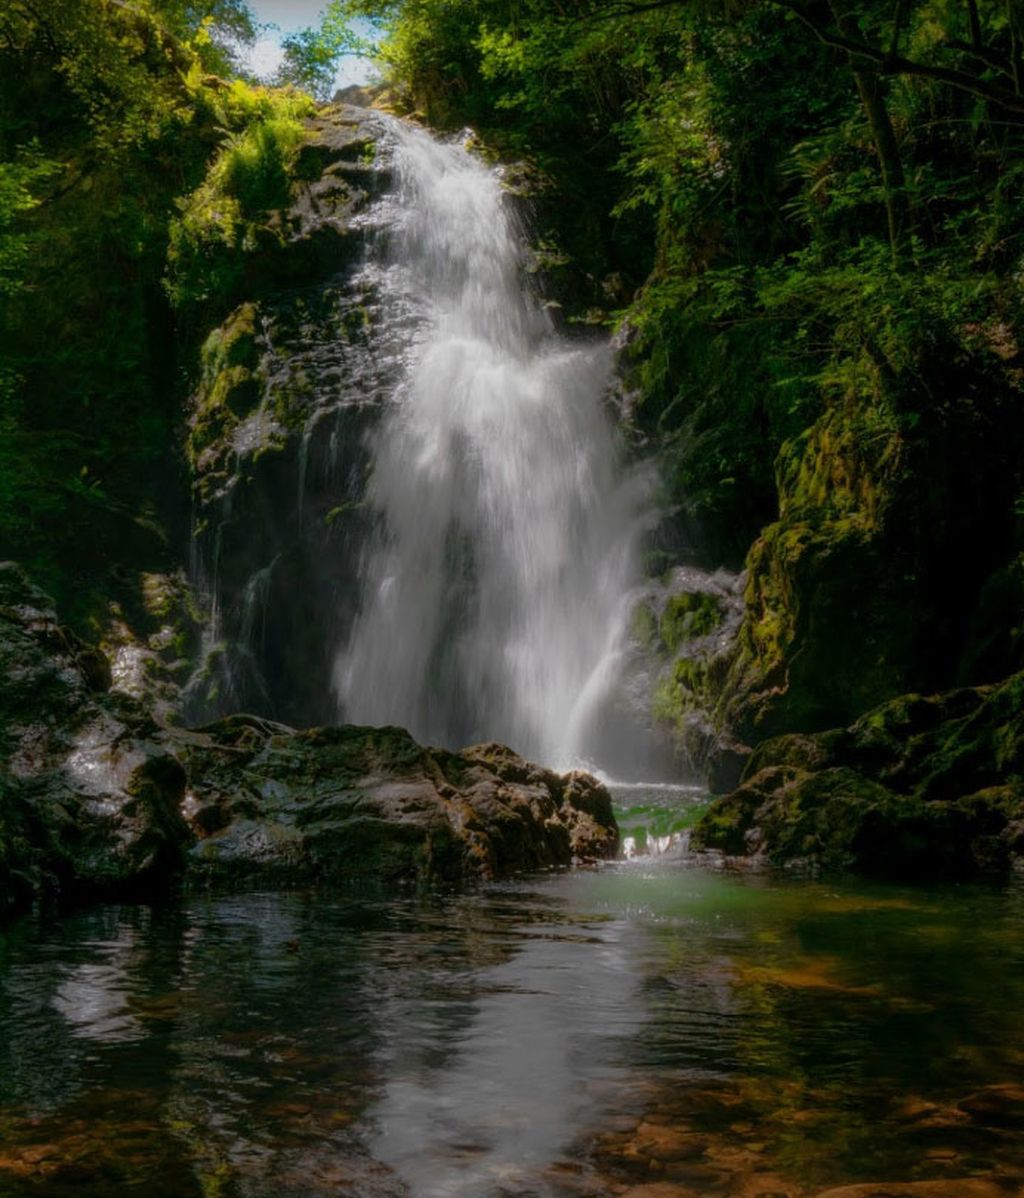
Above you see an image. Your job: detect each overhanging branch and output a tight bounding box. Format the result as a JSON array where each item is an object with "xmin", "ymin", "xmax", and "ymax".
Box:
[{"xmin": 779, "ymin": 0, "xmax": 1024, "ymax": 115}]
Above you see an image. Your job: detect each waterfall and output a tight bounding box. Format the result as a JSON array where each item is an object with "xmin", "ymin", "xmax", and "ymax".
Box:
[{"xmin": 333, "ymin": 119, "xmax": 653, "ymax": 769}]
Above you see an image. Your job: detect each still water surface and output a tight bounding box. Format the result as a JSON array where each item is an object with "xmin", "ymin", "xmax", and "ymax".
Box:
[{"xmin": 2, "ymin": 789, "xmax": 1023, "ymax": 1197}]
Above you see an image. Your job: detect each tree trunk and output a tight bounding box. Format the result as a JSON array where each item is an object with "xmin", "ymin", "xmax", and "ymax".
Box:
[{"xmin": 827, "ymin": 1, "xmax": 912, "ymax": 266}]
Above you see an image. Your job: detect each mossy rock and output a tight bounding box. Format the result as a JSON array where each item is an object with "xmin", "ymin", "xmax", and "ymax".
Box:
[
  {"xmin": 639, "ymin": 571, "xmax": 745, "ymax": 776},
  {"xmin": 201, "ymin": 302, "xmax": 260, "ymax": 376},
  {"xmin": 659, "ymin": 590, "xmax": 724, "ymax": 653},
  {"xmin": 695, "ymin": 670, "xmax": 1024, "ymax": 878},
  {"xmin": 719, "ymin": 359, "xmax": 1023, "ymax": 745},
  {"xmin": 189, "ymin": 304, "xmax": 265, "ymax": 464}
]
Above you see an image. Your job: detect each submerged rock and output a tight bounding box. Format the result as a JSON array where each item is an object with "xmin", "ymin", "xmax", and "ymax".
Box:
[
  {"xmin": 179, "ymin": 718, "xmax": 619, "ymax": 886},
  {"xmin": 692, "ymin": 673, "xmax": 1024, "ymax": 877},
  {"xmin": 811, "ymin": 1182, "xmax": 1007, "ymax": 1198}
]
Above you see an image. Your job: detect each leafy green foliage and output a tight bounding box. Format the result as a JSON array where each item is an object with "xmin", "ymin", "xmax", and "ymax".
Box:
[
  {"xmin": 0, "ymin": 147, "xmax": 58, "ymax": 297},
  {"xmin": 276, "ymin": 5, "xmax": 375, "ymax": 100},
  {"xmin": 153, "ymin": 0, "xmax": 258, "ymax": 76},
  {"xmin": 0, "ymin": 0, "xmax": 293, "ymax": 621},
  {"xmin": 332, "ymin": 0, "xmax": 1023, "ymax": 563},
  {"xmin": 166, "ymin": 85, "xmax": 314, "ymax": 316}
]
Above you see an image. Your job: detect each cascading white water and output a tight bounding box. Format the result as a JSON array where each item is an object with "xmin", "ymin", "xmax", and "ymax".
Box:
[{"xmin": 334, "ymin": 119, "xmax": 652, "ymax": 769}]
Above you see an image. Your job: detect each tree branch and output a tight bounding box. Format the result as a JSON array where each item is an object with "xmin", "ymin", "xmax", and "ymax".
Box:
[
  {"xmin": 779, "ymin": 0, "xmax": 1024, "ymax": 115},
  {"xmin": 1010, "ymin": 0, "xmax": 1023, "ymax": 95},
  {"xmin": 577, "ymin": 0, "xmax": 1024, "ymax": 114},
  {"xmin": 942, "ymin": 39, "xmax": 1013, "ymax": 80},
  {"xmin": 888, "ymin": 0, "xmax": 908, "ymax": 64}
]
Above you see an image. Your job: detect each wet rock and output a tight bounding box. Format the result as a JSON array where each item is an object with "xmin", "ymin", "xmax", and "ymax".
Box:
[
  {"xmin": 630, "ymin": 1123, "xmax": 708, "ymax": 1163},
  {"xmin": 958, "ymin": 1083, "xmax": 1024, "ymax": 1128},
  {"xmin": 2, "ymin": 565, "xmax": 619, "ymax": 905},
  {"xmin": 0, "ymin": 563, "xmax": 191, "ymax": 914},
  {"xmin": 100, "ymin": 570, "xmax": 204, "ymax": 725},
  {"xmin": 179, "ymin": 719, "xmax": 620, "ymax": 886},
  {"xmin": 692, "ymin": 673, "xmax": 1024, "ymax": 877},
  {"xmin": 616, "ymin": 1185, "xmax": 702, "ymax": 1197},
  {"xmin": 639, "ymin": 568, "xmax": 748, "ymax": 781},
  {"xmin": 706, "ymin": 738, "xmax": 752, "ymax": 795}
]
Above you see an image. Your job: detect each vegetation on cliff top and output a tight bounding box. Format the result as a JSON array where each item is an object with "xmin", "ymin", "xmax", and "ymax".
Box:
[{"xmin": 0, "ymin": 0, "xmax": 310, "ymax": 624}]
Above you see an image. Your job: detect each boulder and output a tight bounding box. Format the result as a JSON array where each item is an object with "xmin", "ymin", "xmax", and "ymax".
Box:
[
  {"xmin": 691, "ymin": 671, "xmax": 1024, "ymax": 877},
  {"xmin": 179, "ymin": 718, "xmax": 619, "ymax": 886},
  {"xmin": 0, "ymin": 562, "xmax": 190, "ymax": 913}
]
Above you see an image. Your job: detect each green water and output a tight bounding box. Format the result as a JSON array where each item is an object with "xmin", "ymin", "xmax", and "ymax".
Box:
[{"xmin": 1, "ymin": 791, "xmax": 1023, "ymax": 1197}]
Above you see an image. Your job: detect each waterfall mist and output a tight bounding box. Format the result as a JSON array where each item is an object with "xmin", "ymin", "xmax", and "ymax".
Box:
[{"xmin": 334, "ymin": 119, "xmax": 654, "ymax": 770}]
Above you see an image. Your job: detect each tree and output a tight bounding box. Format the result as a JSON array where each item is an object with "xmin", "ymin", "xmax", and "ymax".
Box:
[{"xmin": 275, "ymin": 2, "xmax": 375, "ymax": 100}]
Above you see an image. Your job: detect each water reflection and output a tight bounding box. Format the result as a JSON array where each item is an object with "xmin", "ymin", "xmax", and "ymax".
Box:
[
  {"xmin": 368, "ymin": 898, "xmax": 638, "ymax": 1196},
  {"xmin": 0, "ymin": 866, "xmax": 1023, "ymax": 1196}
]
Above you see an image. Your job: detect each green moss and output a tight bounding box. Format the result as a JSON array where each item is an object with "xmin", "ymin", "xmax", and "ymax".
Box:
[
  {"xmin": 630, "ymin": 599, "xmax": 658, "ymax": 649},
  {"xmin": 165, "ymin": 90, "xmax": 315, "ymax": 319},
  {"xmin": 697, "ymin": 668, "xmax": 1024, "ymax": 877},
  {"xmin": 659, "ymin": 590, "xmax": 724, "ymax": 653},
  {"xmin": 343, "ymin": 304, "xmax": 372, "ymax": 335},
  {"xmin": 651, "ymin": 655, "xmax": 709, "ymax": 725},
  {"xmin": 272, "ymin": 366, "xmax": 315, "ymax": 429},
  {"xmin": 188, "ymin": 304, "xmax": 264, "ymax": 464},
  {"xmin": 690, "ymin": 786, "xmax": 762, "ymax": 856},
  {"xmin": 201, "ymin": 302, "xmax": 260, "ymax": 375},
  {"xmin": 325, "ymin": 500, "xmax": 364, "ymax": 526},
  {"xmin": 720, "ymin": 397, "xmax": 909, "ymax": 740}
]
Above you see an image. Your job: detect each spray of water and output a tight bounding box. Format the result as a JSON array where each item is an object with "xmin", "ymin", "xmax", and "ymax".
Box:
[{"xmin": 334, "ymin": 119, "xmax": 652, "ymax": 769}]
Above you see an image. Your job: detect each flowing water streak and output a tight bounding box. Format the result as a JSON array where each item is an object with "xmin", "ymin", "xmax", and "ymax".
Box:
[{"xmin": 334, "ymin": 118, "xmax": 652, "ymax": 768}]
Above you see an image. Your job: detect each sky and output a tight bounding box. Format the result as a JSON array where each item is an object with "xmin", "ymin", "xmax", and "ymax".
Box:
[{"xmin": 242, "ymin": 0, "xmax": 378, "ymax": 90}]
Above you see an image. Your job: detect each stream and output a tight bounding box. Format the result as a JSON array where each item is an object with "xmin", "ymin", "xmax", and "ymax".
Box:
[{"xmin": 2, "ymin": 788, "xmax": 1023, "ymax": 1198}]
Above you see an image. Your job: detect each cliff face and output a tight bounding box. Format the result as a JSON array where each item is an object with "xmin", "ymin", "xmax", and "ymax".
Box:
[
  {"xmin": 179, "ymin": 105, "xmax": 387, "ymax": 727},
  {"xmin": 719, "ymin": 338, "xmax": 1024, "ymax": 745}
]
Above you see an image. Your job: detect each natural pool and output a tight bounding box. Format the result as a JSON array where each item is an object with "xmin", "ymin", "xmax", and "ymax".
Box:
[{"xmin": 1, "ymin": 787, "xmax": 1023, "ymax": 1198}]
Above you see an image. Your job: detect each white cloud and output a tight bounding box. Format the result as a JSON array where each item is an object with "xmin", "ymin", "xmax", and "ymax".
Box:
[{"xmin": 244, "ymin": 35, "xmax": 286, "ymax": 80}]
